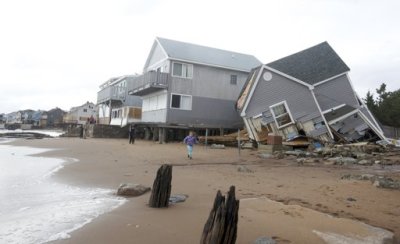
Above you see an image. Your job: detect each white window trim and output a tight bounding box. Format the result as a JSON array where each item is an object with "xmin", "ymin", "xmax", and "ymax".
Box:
[
  {"xmin": 172, "ymin": 62, "xmax": 193, "ymax": 79},
  {"xmin": 170, "ymin": 93, "xmax": 192, "ymax": 110},
  {"xmin": 269, "ymin": 101, "xmax": 295, "ymax": 129}
]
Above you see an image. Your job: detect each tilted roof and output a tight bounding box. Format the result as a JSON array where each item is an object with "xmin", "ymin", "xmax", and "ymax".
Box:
[
  {"xmin": 267, "ymin": 42, "xmax": 350, "ymax": 85},
  {"xmin": 156, "ymin": 37, "xmax": 262, "ymax": 71}
]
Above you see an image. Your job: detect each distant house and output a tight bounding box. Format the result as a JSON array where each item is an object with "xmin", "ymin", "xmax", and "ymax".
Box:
[
  {"xmin": 128, "ymin": 37, "xmax": 261, "ymax": 142},
  {"xmin": 237, "ymin": 42, "xmax": 385, "ymax": 144},
  {"xmin": 0, "ymin": 114, "xmax": 5, "ymax": 128},
  {"xmin": 97, "ymin": 75, "xmax": 142, "ymax": 126},
  {"xmin": 21, "ymin": 109, "xmax": 35, "ymax": 124},
  {"xmin": 47, "ymin": 108, "xmax": 66, "ymax": 127},
  {"xmin": 32, "ymin": 110, "xmax": 48, "ymax": 127},
  {"xmin": 64, "ymin": 102, "xmax": 96, "ymax": 125},
  {"xmin": 5, "ymin": 112, "xmax": 20, "ymax": 124}
]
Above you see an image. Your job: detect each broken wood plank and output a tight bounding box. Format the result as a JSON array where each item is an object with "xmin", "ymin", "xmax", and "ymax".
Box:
[{"xmin": 148, "ymin": 164, "xmax": 172, "ymax": 208}]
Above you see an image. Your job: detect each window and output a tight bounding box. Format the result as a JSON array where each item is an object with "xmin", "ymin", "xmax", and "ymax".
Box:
[
  {"xmin": 270, "ymin": 101, "xmax": 294, "ymax": 128},
  {"xmin": 172, "ymin": 62, "xmax": 193, "ymax": 78},
  {"xmin": 230, "ymin": 75, "xmax": 237, "ymax": 85},
  {"xmin": 171, "ymin": 94, "xmax": 192, "ymax": 110},
  {"xmin": 83, "ymin": 109, "xmax": 87, "ymax": 113}
]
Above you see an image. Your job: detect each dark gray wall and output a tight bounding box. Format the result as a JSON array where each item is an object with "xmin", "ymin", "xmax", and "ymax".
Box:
[{"xmin": 167, "ymin": 96, "xmax": 243, "ymax": 128}]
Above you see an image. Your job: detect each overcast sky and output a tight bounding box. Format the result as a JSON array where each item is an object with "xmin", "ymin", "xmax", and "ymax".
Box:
[{"xmin": 0, "ymin": 0, "xmax": 399, "ymax": 114}]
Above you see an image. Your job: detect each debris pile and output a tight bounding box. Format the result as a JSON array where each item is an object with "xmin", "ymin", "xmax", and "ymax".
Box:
[
  {"xmin": 341, "ymin": 174, "xmax": 400, "ymax": 190},
  {"xmin": 260, "ymin": 141, "xmax": 400, "ymax": 167}
]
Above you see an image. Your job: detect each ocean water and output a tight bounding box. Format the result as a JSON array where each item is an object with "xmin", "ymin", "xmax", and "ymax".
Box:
[
  {"xmin": 0, "ymin": 129, "xmax": 65, "ymax": 137},
  {"xmin": 0, "ymin": 141, "xmax": 126, "ymax": 243}
]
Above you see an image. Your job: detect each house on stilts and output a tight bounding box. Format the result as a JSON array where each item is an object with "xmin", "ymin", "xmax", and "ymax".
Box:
[{"xmin": 128, "ymin": 37, "xmax": 262, "ymax": 143}]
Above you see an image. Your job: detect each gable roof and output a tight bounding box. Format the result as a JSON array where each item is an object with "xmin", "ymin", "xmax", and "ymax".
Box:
[
  {"xmin": 267, "ymin": 42, "xmax": 350, "ymax": 85},
  {"xmin": 156, "ymin": 37, "xmax": 262, "ymax": 72}
]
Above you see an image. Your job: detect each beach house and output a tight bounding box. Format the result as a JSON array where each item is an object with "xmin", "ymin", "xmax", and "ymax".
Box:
[
  {"xmin": 128, "ymin": 37, "xmax": 261, "ymax": 142},
  {"xmin": 237, "ymin": 42, "xmax": 385, "ymax": 144},
  {"xmin": 32, "ymin": 110, "xmax": 48, "ymax": 128},
  {"xmin": 97, "ymin": 75, "xmax": 142, "ymax": 126},
  {"xmin": 47, "ymin": 108, "xmax": 66, "ymax": 127},
  {"xmin": 64, "ymin": 102, "xmax": 97, "ymax": 125}
]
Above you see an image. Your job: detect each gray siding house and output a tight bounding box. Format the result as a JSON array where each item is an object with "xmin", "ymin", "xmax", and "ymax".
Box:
[
  {"xmin": 128, "ymin": 37, "xmax": 261, "ymax": 142},
  {"xmin": 237, "ymin": 42, "xmax": 385, "ymax": 144},
  {"xmin": 97, "ymin": 75, "xmax": 143, "ymax": 126}
]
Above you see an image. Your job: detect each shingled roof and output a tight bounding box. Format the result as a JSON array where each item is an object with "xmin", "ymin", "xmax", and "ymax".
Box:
[
  {"xmin": 157, "ymin": 37, "xmax": 262, "ymax": 72},
  {"xmin": 267, "ymin": 42, "xmax": 350, "ymax": 85}
]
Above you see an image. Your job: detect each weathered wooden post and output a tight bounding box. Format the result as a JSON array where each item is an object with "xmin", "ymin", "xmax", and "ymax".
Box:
[
  {"xmin": 149, "ymin": 164, "xmax": 172, "ymax": 208},
  {"xmin": 200, "ymin": 186, "xmax": 239, "ymax": 244}
]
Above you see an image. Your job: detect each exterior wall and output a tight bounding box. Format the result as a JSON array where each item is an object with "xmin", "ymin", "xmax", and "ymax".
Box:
[
  {"xmin": 161, "ymin": 62, "xmax": 248, "ymax": 128},
  {"xmin": 145, "ymin": 43, "xmax": 168, "ymax": 71},
  {"xmin": 110, "ymin": 106, "xmax": 141, "ymax": 127},
  {"xmin": 120, "ymin": 78, "xmax": 142, "ymax": 107},
  {"xmin": 169, "ymin": 62, "xmax": 249, "ymax": 101},
  {"xmin": 245, "ymin": 69, "xmax": 321, "ymax": 121},
  {"xmin": 141, "ymin": 90, "xmax": 167, "ymax": 123},
  {"xmin": 142, "ymin": 109, "xmax": 167, "ymax": 123},
  {"xmin": 167, "ymin": 96, "xmax": 243, "ymax": 128},
  {"xmin": 97, "ymin": 104, "xmax": 110, "ymax": 125},
  {"xmin": 314, "ymin": 74, "xmax": 359, "ymax": 111}
]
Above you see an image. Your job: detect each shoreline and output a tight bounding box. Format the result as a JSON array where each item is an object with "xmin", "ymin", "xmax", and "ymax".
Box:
[
  {"xmin": 0, "ymin": 140, "xmax": 126, "ymax": 243},
  {"xmin": 6, "ymin": 137, "xmax": 400, "ymax": 243}
]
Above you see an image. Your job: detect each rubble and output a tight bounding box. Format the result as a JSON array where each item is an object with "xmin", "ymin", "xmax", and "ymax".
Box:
[
  {"xmin": 210, "ymin": 144, "xmax": 225, "ymax": 149},
  {"xmin": 254, "ymin": 236, "xmax": 276, "ymax": 244},
  {"xmin": 373, "ymin": 177, "xmax": 400, "ymax": 190},
  {"xmin": 117, "ymin": 183, "xmax": 151, "ymax": 197},
  {"xmin": 256, "ymin": 139, "xmax": 400, "ymax": 168},
  {"xmin": 238, "ymin": 165, "xmax": 253, "ymax": 173},
  {"xmin": 169, "ymin": 194, "xmax": 189, "ymax": 204},
  {"xmin": 341, "ymin": 174, "xmax": 400, "ymax": 190}
]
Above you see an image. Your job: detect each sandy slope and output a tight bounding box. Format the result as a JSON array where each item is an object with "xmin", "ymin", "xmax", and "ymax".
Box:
[{"xmin": 8, "ymin": 138, "xmax": 400, "ymax": 243}]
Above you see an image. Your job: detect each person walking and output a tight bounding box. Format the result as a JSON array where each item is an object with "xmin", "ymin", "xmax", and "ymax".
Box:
[
  {"xmin": 129, "ymin": 124, "xmax": 136, "ymax": 144},
  {"xmin": 183, "ymin": 131, "xmax": 198, "ymax": 159}
]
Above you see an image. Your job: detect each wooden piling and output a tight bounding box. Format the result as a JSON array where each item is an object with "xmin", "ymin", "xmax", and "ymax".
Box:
[
  {"xmin": 200, "ymin": 186, "xmax": 239, "ymax": 244},
  {"xmin": 148, "ymin": 164, "xmax": 172, "ymax": 208}
]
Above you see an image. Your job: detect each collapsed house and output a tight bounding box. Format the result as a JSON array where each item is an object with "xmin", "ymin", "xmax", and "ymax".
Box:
[{"xmin": 236, "ymin": 42, "xmax": 386, "ymax": 145}]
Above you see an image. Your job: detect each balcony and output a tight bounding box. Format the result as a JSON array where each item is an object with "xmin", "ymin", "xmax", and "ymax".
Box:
[
  {"xmin": 97, "ymin": 86, "xmax": 126, "ymax": 104},
  {"xmin": 128, "ymin": 71, "xmax": 169, "ymax": 96}
]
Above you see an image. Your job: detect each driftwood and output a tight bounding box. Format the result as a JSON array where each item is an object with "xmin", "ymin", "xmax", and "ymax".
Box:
[
  {"xmin": 148, "ymin": 164, "xmax": 172, "ymax": 208},
  {"xmin": 198, "ymin": 129, "xmax": 249, "ymax": 146},
  {"xmin": 200, "ymin": 186, "xmax": 239, "ymax": 244}
]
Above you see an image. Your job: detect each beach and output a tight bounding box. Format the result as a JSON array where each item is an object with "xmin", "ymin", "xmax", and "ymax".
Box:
[{"xmin": 4, "ymin": 137, "xmax": 400, "ymax": 243}]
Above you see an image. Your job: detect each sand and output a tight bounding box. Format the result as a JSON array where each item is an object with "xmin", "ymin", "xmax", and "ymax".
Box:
[{"xmin": 7, "ymin": 137, "xmax": 400, "ymax": 243}]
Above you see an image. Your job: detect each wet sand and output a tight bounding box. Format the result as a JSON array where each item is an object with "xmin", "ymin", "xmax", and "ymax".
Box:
[{"xmin": 8, "ymin": 138, "xmax": 400, "ymax": 243}]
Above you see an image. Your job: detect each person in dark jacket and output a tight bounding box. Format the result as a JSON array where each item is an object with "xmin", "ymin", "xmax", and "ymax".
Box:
[
  {"xmin": 183, "ymin": 131, "xmax": 198, "ymax": 159},
  {"xmin": 129, "ymin": 124, "xmax": 136, "ymax": 144}
]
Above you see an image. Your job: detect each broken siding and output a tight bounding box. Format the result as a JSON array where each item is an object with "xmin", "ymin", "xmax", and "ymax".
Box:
[
  {"xmin": 245, "ymin": 69, "xmax": 320, "ymax": 121},
  {"xmin": 314, "ymin": 74, "xmax": 359, "ymax": 111}
]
